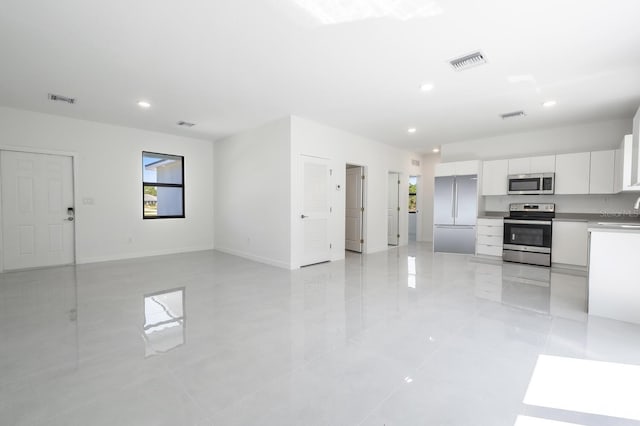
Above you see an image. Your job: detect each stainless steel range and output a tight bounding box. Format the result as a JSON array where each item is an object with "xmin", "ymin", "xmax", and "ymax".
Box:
[{"xmin": 503, "ymin": 203, "xmax": 554, "ymax": 267}]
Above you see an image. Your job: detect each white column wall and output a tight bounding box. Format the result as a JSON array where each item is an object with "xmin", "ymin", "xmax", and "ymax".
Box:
[{"xmin": 213, "ymin": 118, "xmax": 291, "ymax": 268}]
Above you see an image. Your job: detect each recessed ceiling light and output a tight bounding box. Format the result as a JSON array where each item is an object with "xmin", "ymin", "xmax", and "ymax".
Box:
[
  {"xmin": 432, "ymin": 147, "xmax": 440, "ymax": 153},
  {"xmin": 420, "ymin": 83, "xmax": 435, "ymax": 92},
  {"xmin": 407, "ymin": 127, "xmax": 417, "ymax": 134},
  {"xmin": 543, "ymin": 100, "xmax": 557, "ymax": 108},
  {"xmin": 137, "ymin": 101, "xmax": 151, "ymax": 109}
]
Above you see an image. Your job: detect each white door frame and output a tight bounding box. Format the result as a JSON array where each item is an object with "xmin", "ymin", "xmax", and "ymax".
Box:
[
  {"xmin": 345, "ymin": 163, "xmax": 367, "ymax": 253},
  {"xmin": 0, "ymin": 146, "xmax": 78, "ymax": 272}
]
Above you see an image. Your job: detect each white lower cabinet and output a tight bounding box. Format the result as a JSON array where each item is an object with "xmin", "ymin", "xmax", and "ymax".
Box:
[
  {"xmin": 552, "ymin": 220, "xmax": 588, "ymax": 266},
  {"xmin": 589, "ymin": 229, "xmax": 640, "ymax": 324},
  {"xmin": 476, "ymin": 218, "xmax": 503, "ymax": 257}
]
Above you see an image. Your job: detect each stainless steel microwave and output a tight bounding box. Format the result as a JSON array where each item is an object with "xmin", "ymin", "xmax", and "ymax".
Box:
[{"xmin": 507, "ymin": 173, "xmax": 555, "ymax": 195}]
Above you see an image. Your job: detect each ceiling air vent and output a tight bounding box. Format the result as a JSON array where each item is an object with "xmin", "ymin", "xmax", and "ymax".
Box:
[
  {"xmin": 449, "ymin": 51, "xmax": 487, "ymax": 71},
  {"xmin": 48, "ymin": 93, "xmax": 76, "ymax": 104},
  {"xmin": 411, "ymin": 159, "xmax": 421, "ymax": 167},
  {"xmin": 500, "ymin": 110, "xmax": 526, "ymax": 120},
  {"xmin": 177, "ymin": 121, "xmax": 196, "ymax": 127}
]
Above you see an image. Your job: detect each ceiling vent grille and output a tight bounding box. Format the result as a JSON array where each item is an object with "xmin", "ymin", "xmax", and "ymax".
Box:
[
  {"xmin": 411, "ymin": 159, "xmax": 421, "ymax": 167},
  {"xmin": 449, "ymin": 51, "xmax": 487, "ymax": 71},
  {"xmin": 48, "ymin": 93, "xmax": 76, "ymax": 104},
  {"xmin": 500, "ymin": 110, "xmax": 526, "ymax": 120},
  {"xmin": 177, "ymin": 121, "xmax": 196, "ymax": 127}
]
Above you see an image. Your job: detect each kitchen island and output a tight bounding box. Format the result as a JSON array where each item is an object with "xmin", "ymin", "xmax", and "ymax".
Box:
[{"xmin": 588, "ymin": 223, "xmax": 640, "ymax": 324}]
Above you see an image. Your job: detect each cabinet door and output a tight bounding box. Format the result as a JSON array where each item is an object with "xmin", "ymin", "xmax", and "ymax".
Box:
[
  {"xmin": 530, "ymin": 155, "xmax": 556, "ymax": 173},
  {"xmin": 555, "ymin": 152, "xmax": 591, "ymax": 194},
  {"xmin": 435, "ymin": 162, "xmax": 457, "ymax": 177},
  {"xmin": 508, "ymin": 158, "xmax": 530, "ymax": 175},
  {"xmin": 589, "ymin": 150, "xmax": 615, "ymax": 194},
  {"xmin": 551, "ymin": 221, "xmax": 588, "ymax": 266},
  {"xmin": 618, "ymin": 135, "xmax": 639, "ymax": 192},
  {"xmin": 482, "ymin": 160, "xmax": 508, "ymax": 195},
  {"xmin": 614, "ymin": 146, "xmax": 623, "ymax": 193},
  {"xmin": 455, "ymin": 160, "xmax": 479, "ymax": 175}
]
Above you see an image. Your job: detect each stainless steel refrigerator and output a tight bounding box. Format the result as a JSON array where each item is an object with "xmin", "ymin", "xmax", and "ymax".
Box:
[{"xmin": 433, "ymin": 174, "xmax": 477, "ymax": 254}]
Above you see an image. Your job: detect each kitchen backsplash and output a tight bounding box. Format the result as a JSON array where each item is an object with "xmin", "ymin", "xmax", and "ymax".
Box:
[{"xmin": 483, "ymin": 192, "xmax": 640, "ymax": 216}]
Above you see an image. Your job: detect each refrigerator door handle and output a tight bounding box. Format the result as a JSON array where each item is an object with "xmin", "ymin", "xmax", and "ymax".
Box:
[
  {"xmin": 451, "ymin": 181, "xmax": 456, "ymax": 219},
  {"xmin": 454, "ymin": 181, "xmax": 459, "ymax": 218}
]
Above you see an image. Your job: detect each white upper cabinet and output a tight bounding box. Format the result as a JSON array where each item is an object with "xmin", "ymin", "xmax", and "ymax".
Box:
[
  {"xmin": 615, "ymin": 135, "xmax": 640, "ymax": 192},
  {"xmin": 435, "ymin": 160, "xmax": 479, "ymax": 177},
  {"xmin": 507, "ymin": 155, "xmax": 555, "ymax": 175},
  {"xmin": 631, "ymin": 105, "xmax": 640, "ymax": 186},
  {"xmin": 435, "ymin": 162, "xmax": 457, "ymax": 177},
  {"xmin": 589, "ymin": 150, "xmax": 616, "ymax": 194},
  {"xmin": 482, "ymin": 159, "xmax": 508, "ymax": 195},
  {"xmin": 507, "ymin": 158, "xmax": 530, "ymax": 175},
  {"xmin": 555, "ymin": 152, "xmax": 591, "ymax": 194},
  {"xmin": 530, "ymin": 155, "xmax": 556, "ymax": 173}
]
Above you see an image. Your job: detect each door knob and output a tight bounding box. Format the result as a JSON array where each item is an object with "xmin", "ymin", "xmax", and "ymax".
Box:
[
  {"xmin": 66, "ymin": 217, "xmax": 74, "ymax": 221},
  {"xmin": 301, "ymin": 214, "xmax": 308, "ymax": 219}
]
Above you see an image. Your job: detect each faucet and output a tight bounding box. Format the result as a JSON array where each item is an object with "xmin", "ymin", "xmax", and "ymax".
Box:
[{"xmin": 635, "ymin": 196, "xmax": 640, "ymax": 210}]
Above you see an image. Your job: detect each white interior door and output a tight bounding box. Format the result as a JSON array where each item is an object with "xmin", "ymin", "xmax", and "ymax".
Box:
[
  {"xmin": 1, "ymin": 151, "xmax": 75, "ymax": 270},
  {"xmin": 388, "ymin": 172, "xmax": 400, "ymax": 246},
  {"xmin": 345, "ymin": 166, "xmax": 363, "ymax": 252},
  {"xmin": 300, "ymin": 155, "xmax": 330, "ymax": 266}
]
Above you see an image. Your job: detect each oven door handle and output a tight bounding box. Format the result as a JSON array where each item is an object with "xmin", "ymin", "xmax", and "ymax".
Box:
[{"xmin": 504, "ymin": 219, "xmax": 552, "ymax": 225}]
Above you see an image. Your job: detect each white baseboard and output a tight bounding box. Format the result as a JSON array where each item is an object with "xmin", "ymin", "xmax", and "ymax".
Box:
[
  {"xmin": 214, "ymin": 246, "xmax": 292, "ymax": 269},
  {"xmin": 76, "ymin": 245, "xmax": 215, "ymax": 265}
]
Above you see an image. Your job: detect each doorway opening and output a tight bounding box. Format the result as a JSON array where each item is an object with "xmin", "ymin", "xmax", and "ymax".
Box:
[
  {"xmin": 388, "ymin": 172, "xmax": 400, "ymax": 246},
  {"xmin": 345, "ymin": 164, "xmax": 365, "ymax": 253},
  {"xmin": 409, "ymin": 175, "xmax": 421, "ymax": 242}
]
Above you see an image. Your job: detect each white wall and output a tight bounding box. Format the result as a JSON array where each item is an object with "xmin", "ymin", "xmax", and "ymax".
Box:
[
  {"xmin": 441, "ymin": 119, "xmax": 631, "ymax": 162},
  {"xmin": 0, "ymin": 106, "xmax": 215, "ymax": 266},
  {"xmin": 214, "ymin": 118, "xmax": 291, "ymax": 268},
  {"xmin": 419, "ymin": 153, "xmax": 440, "ymax": 242},
  {"xmin": 290, "ymin": 116, "xmax": 420, "ymax": 268}
]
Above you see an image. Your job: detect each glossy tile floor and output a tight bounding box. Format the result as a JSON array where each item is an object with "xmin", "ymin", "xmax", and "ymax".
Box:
[{"xmin": 2, "ymin": 243, "xmax": 640, "ymax": 426}]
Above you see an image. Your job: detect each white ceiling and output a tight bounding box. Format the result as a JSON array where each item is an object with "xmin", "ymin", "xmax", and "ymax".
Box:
[{"xmin": 1, "ymin": 0, "xmax": 639, "ymax": 153}]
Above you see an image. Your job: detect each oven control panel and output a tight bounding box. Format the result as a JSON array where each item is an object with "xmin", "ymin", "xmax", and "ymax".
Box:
[{"xmin": 509, "ymin": 203, "xmax": 555, "ymax": 213}]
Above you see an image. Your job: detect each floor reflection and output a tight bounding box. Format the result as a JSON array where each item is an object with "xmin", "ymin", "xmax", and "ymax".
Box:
[
  {"xmin": 143, "ymin": 287, "xmax": 186, "ymax": 357},
  {"xmin": 0, "ymin": 266, "xmax": 78, "ymax": 385},
  {"xmin": 472, "ymin": 259, "xmax": 587, "ymax": 318},
  {"xmin": 407, "ymin": 256, "xmax": 416, "ymax": 288}
]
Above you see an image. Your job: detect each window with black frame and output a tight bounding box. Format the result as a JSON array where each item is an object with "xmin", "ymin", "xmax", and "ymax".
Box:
[
  {"xmin": 142, "ymin": 152, "xmax": 184, "ymax": 219},
  {"xmin": 409, "ymin": 177, "xmax": 417, "ymax": 213}
]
